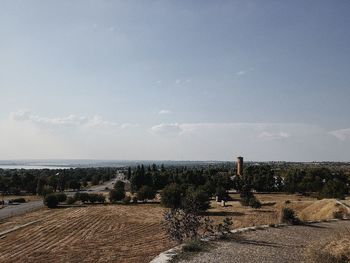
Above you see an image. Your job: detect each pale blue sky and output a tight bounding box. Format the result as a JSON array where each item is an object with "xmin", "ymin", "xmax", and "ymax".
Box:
[{"xmin": 0, "ymin": 0, "xmax": 349, "ymax": 161}]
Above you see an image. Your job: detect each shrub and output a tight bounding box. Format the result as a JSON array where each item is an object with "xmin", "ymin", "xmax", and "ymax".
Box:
[
  {"xmin": 77, "ymin": 192, "xmax": 90, "ymax": 203},
  {"xmin": 215, "ymin": 187, "xmax": 228, "ymax": 202},
  {"xmin": 132, "ymin": 196, "xmax": 138, "ymax": 204},
  {"xmin": 109, "ymin": 188, "xmax": 125, "ymax": 202},
  {"xmin": 96, "ymin": 194, "xmax": 106, "ymax": 203},
  {"xmin": 249, "ymin": 197, "xmax": 262, "ymax": 209},
  {"xmin": 42, "ymin": 186, "xmax": 54, "ymax": 197},
  {"xmin": 9, "ymin": 198, "xmax": 26, "ymax": 203},
  {"xmin": 44, "ymin": 194, "xmax": 59, "ymax": 208},
  {"xmin": 88, "ymin": 193, "xmax": 99, "ymax": 203},
  {"xmin": 333, "ymin": 211, "xmax": 344, "ymax": 219},
  {"xmin": 122, "ymin": 196, "xmax": 131, "ymax": 204},
  {"xmin": 183, "ymin": 188, "xmax": 210, "ymax": 212},
  {"xmin": 66, "ymin": 196, "xmax": 76, "ymax": 205},
  {"xmin": 55, "ymin": 193, "xmax": 67, "ymax": 203},
  {"xmin": 281, "ymin": 207, "xmax": 300, "ymax": 225},
  {"xmin": 114, "ymin": 181, "xmax": 125, "ymax": 190},
  {"xmin": 137, "ymin": 185, "xmax": 156, "ymax": 202},
  {"xmin": 217, "ymin": 217, "xmax": 233, "ymax": 239},
  {"xmin": 161, "ymin": 184, "xmax": 183, "ymax": 209}
]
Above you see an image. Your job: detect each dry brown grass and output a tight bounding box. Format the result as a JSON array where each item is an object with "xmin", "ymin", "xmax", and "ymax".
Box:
[
  {"xmin": 306, "ymin": 229, "xmax": 350, "ymax": 263},
  {"xmin": 0, "ymin": 204, "xmax": 174, "ymax": 263},
  {"xmin": 207, "ymin": 194, "xmax": 347, "ymax": 229}
]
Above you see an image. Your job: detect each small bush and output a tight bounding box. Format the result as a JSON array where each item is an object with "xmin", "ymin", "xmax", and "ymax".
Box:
[
  {"xmin": 161, "ymin": 184, "xmax": 182, "ymax": 209},
  {"xmin": 109, "ymin": 188, "xmax": 125, "ymax": 202},
  {"xmin": 122, "ymin": 196, "xmax": 131, "ymax": 204},
  {"xmin": 114, "ymin": 181, "xmax": 125, "ymax": 190},
  {"xmin": 137, "ymin": 185, "xmax": 156, "ymax": 202},
  {"xmin": 285, "ymin": 200, "xmax": 291, "ymax": 204},
  {"xmin": 55, "ymin": 193, "xmax": 67, "ymax": 203},
  {"xmin": 132, "ymin": 196, "xmax": 138, "ymax": 204},
  {"xmin": 66, "ymin": 196, "xmax": 76, "ymax": 205},
  {"xmin": 9, "ymin": 198, "xmax": 26, "ymax": 203},
  {"xmin": 215, "ymin": 187, "xmax": 228, "ymax": 202},
  {"xmin": 44, "ymin": 194, "xmax": 59, "ymax": 208},
  {"xmin": 217, "ymin": 217, "xmax": 233, "ymax": 239},
  {"xmin": 96, "ymin": 194, "xmax": 106, "ymax": 203},
  {"xmin": 42, "ymin": 186, "xmax": 54, "ymax": 197},
  {"xmin": 249, "ymin": 197, "xmax": 262, "ymax": 209},
  {"xmin": 281, "ymin": 207, "xmax": 300, "ymax": 225},
  {"xmin": 333, "ymin": 211, "xmax": 344, "ymax": 219},
  {"xmin": 75, "ymin": 192, "xmax": 90, "ymax": 203}
]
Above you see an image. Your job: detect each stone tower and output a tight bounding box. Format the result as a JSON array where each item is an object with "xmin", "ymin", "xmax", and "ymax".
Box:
[{"xmin": 236, "ymin": 156, "xmax": 243, "ymax": 176}]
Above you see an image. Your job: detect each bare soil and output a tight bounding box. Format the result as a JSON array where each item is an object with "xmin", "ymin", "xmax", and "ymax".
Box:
[{"xmin": 0, "ymin": 204, "xmax": 174, "ymax": 263}]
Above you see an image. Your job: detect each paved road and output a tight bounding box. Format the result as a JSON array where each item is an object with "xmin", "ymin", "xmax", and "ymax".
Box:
[
  {"xmin": 178, "ymin": 220, "xmax": 350, "ymax": 263},
  {"xmin": 0, "ymin": 177, "xmax": 118, "ymax": 220}
]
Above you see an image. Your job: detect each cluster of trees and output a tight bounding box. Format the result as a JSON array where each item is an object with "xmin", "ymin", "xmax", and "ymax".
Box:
[
  {"xmin": 283, "ymin": 167, "xmax": 348, "ymax": 199},
  {"xmin": 230, "ymin": 165, "xmax": 349, "ymax": 199},
  {"xmin": 127, "ymin": 164, "xmax": 233, "ymax": 210},
  {"xmin": 127, "ymin": 163, "xmax": 349, "ymax": 210},
  {"xmin": 0, "ymin": 167, "xmax": 117, "ymax": 195}
]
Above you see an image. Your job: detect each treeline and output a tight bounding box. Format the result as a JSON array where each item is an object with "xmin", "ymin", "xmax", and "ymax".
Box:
[
  {"xmin": 127, "ymin": 163, "xmax": 349, "ymax": 207},
  {"xmin": 0, "ymin": 167, "xmax": 117, "ymax": 195}
]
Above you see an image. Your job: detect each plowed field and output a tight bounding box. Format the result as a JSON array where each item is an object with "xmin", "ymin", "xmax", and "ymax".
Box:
[{"xmin": 0, "ymin": 205, "xmax": 174, "ymax": 263}]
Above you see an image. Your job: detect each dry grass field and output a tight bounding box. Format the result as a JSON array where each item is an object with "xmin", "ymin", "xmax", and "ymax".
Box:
[
  {"xmin": 207, "ymin": 193, "xmax": 347, "ymax": 228},
  {"xmin": 0, "ymin": 204, "xmax": 174, "ymax": 263},
  {"xmin": 0, "ymin": 193, "xmax": 348, "ymax": 263}
]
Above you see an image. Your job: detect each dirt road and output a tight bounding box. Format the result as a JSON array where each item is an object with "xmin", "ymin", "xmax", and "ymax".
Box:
[{"xmin": 0, "ymin": 177, "xmax": 117, "ymax": 220}]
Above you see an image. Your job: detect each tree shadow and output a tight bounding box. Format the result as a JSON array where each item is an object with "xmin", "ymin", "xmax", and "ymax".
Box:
[{"xmin": 201, "ymin": 211, "xmax": 245, "ymax": 217}]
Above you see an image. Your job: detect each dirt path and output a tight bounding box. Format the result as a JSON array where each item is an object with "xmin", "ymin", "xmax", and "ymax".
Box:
[{"xmin": 177, "ymin": 220, "xmax": 350, "ymax": 263}]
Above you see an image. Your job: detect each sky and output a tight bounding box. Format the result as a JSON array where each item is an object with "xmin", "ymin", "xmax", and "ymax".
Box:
[{"xmin": 0, "ymin": 0, "xmax": 350, "ymax": 161}]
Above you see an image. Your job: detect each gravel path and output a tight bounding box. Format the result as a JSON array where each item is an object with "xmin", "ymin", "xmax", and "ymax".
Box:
[{"xmin": 177, "ymin": 220, "xmax": 350, "ymax": 263}]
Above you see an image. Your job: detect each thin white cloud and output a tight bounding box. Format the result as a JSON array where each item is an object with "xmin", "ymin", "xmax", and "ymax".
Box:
[
  {"xmin": 236, "ymin": 68, "xmax": 254, "ymax": 76},
  {"xmin": 120, "ymin": 123, "xmax": 139, "ymax": 129},
  {"xmin": 150, "ymin": 123, "xmax": 181, "ymax": 135},
  {"xmin": 236, "ymin": 70, "xmax": 246, "ymax": 76},
  {"xmin": 150, "ymin": 122, "xmax": 319, "ymax": 139},
  {"xmin": 158, "ymin": 109, "xmax": 171, "ymax": 115},
  {"xmin": 329, "ymin": 128, "xmax": 350, "ymax": 141},
  {"xmin": 9, "ymin": 110, "xmax": 118, "ymax": 128},
  {"xmin": 258, "ymin": 131, "xmax": 291, "ymax": 140},
  {"xmin": 175, "ymin": 79, "xmax": 181, "ymax": 84}
]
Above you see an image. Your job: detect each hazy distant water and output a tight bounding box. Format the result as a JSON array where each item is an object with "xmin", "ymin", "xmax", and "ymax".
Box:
[{"xmin": 0, "ymin": 165, "xmax": 74, "ymax": 170}]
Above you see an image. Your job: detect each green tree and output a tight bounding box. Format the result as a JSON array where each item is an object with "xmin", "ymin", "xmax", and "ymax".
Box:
[{"xmin": 137, "ymin": 185, "xmax": 156, "ymax": 202}]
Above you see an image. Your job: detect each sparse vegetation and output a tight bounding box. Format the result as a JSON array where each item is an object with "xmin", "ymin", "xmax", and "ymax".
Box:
[{"xmin": 281, "ymin": 207, "xmax": 300, "ymax": 225}]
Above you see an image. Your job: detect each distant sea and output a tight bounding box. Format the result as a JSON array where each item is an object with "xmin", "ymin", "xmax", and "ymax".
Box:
[
  {"xmin": 0, "ymin": 165, "xmax": 74, "ymax": 170},
  {"xmin": 0, "ymin": 159, "xmax": 226, "ymax": 170}
]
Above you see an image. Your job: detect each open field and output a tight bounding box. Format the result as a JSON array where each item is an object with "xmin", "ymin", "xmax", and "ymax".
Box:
[
  {"xmin": 207, "ymin": 193, "xmax": 348, "ymax": 228},
  {"xmin": 0, "ymin": 193, "xmax": 348, "ymax": 263},
  {"xmin": 0, "ymin": 204, "xmax": 174, "ymax": 263}
]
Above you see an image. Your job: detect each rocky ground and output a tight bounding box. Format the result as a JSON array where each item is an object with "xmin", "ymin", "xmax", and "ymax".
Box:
[{"xmin": 176, "ymin": 220, "xmax": 350, "ymax": 263}]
